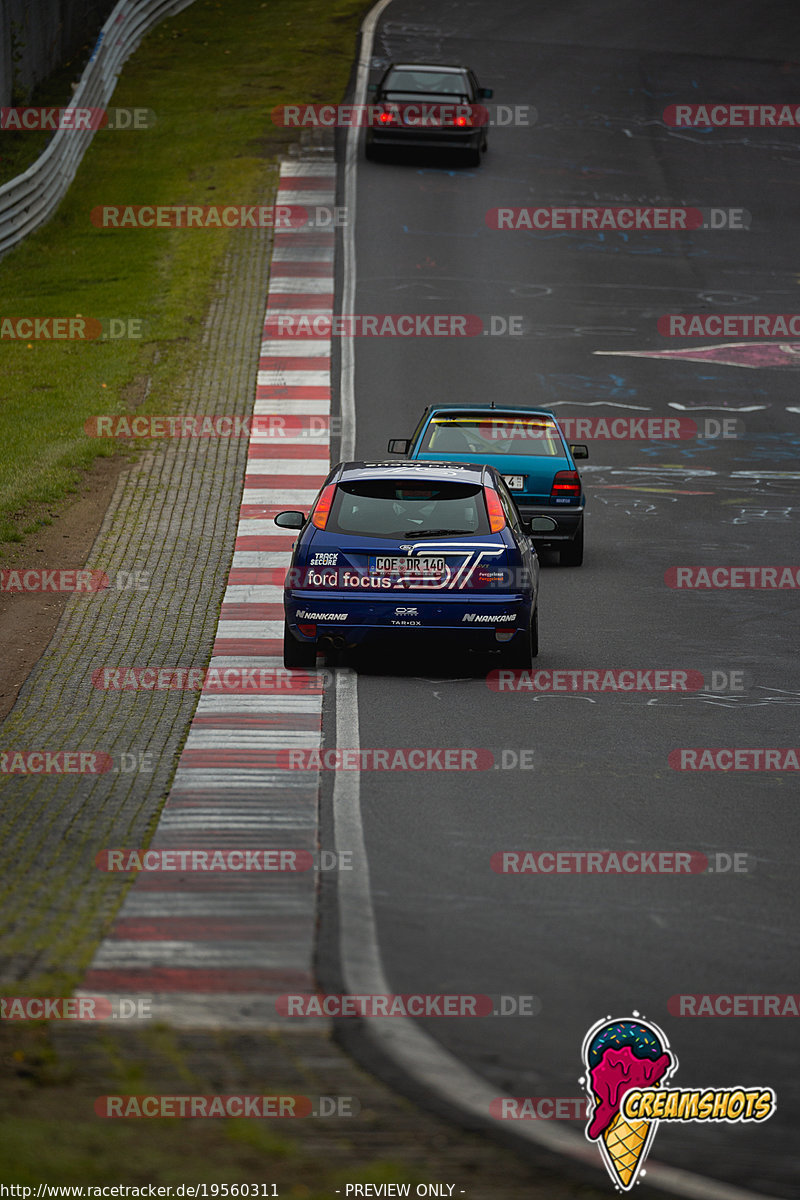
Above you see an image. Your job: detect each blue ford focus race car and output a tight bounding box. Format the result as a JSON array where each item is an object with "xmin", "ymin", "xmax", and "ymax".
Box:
[
  {"xmin": 388, "ymin": 405, "xmax": 588, "ymax": 565},
  {"xmin": 274, "ymin": 461, "xmax": 547, "ymax": 669}
]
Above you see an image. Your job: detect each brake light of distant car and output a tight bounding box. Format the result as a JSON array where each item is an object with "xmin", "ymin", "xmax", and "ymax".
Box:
[
  {"xmin": 453, "ymin": 112, "xmax": 473, "ymax": 127},
  {"xmin": 550, "ymin": 470, "xmax": 581, "ymax": 499},
  {"xmin": 484, "ymin": 487, "xmax": 506, "ymax": 533},
  {"xmin": 310, "ymin": 483, "xmax": 337, "ymax": 530},
  {"xmin": 377, "ymin": 106, "xmax": 398, "ymax": 125}
]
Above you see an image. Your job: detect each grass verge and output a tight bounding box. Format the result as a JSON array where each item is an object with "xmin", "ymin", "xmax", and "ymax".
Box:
[{"xmin": 0, "ymin": 0, "xmax": 364, "ymax": 551}]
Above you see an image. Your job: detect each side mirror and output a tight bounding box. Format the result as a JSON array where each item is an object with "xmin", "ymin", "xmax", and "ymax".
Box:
[
  {"xmin": 570, "ymin": 444, "xmax": 589, "ymax": 460},
  {"xmin": 528, "ymin": 516, "xmax": 558, "ymax": 533},
  {"xmin": 479, "ymin": 87, "xmax": 493, "ymax": 99},
  {"xmin": 274, "ymin": 511, "xmax": 306, "ymax": 529},
  {"xmin": 387, "ymin": 438, "xmax": 410, "ymax": 454}
]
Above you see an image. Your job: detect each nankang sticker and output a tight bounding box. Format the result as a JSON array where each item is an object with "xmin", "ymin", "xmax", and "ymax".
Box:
[
  {"xmin": 463, "ymin": 612, "xmax": 516, "ymax": 623},
  {"xmin": 296, "ymin": 610, "xmax": 348, "ymax": 621}
]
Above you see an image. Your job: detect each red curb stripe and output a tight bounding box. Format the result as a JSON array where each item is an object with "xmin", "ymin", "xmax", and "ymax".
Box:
[
  {"xmin": 248, "ymin": 443, "xmax": 330, "ymax": 459},
  {"xmin": 255, "ymin": 386, "xmax": 331, "ymax": 400},
  {"xmin": 244, "ymin": 474, "xmax": 326, "ymax": 489},
  {"xmin": 248, "ymin": 416, "xmax": 330, "ymax": 433},
  {"xmin": 268, "ymin": 262, "xmax": 335, "ymax": 276},
  {"xmin": 227, "ymin": 568, "xmax": 287, "ymax": 584},
  {"xmin": 211, "ymin": 639, "xmax": 283, "ymax": 656},
  {"xmin": 179, "ymin": 750, "xmax": 319, "ymax": 767},
  {"xmin": 258, "ymin": 356, "xmax": 331, "ymax": 371},
  {"xmin": 191, "ymin": 714, "xmax": 321, "ymax": 729},
  {"xmin": 234, "ymin": 537, "xmax": 295, "ymax": 552},
  {"xmin": 126, "ymin": 870, "xmax": 316, "ymax": 892},
  {"xmin": 83, "ymin": 969, "xmax": 314, "ymax": 993},
  {"xmin": 220, "ymin": 603, "xmax": 284, "ymax": 620},
  {"xmin": 266, "ymin": 294, "xmax": 334, "ymax": 309},
  {"xmin": 199, "ymin": 679, "xmax": 322, "ymax": 696},
  {"xmin": 238, "ymin": 505, "xmax": 302, "ymax": 519},
  {"xmin": 272, "ymin": 232, "xmax": 334, "ymax": 245},
  {"xmin": 110, "ymin": 920, "xmax": 311, "ymax": 941}
]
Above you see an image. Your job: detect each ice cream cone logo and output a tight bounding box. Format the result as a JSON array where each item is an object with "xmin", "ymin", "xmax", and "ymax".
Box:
[{"xmin": 581, "ymin": 1014, "xmax": 677, "ymax": 1191}]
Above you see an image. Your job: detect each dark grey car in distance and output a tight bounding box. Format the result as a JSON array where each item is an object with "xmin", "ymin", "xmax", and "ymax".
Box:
[{"xmin": 365, "ymin": 63, "xmax": 493, "ymax": 166}]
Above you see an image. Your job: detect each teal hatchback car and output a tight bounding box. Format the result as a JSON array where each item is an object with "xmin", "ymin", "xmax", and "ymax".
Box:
[{"xmin": 388, "ymin": 405, "xmax": 588, "ymax": 565}]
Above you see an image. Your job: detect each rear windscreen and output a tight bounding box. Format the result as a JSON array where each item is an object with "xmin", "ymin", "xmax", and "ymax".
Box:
[
  {"xmin": 384, "ymin": 69, "xmax": 469, "ymax": 96},
  {"xmin": 327, "ymin": 480, "xmax": 490, "ymax": 538},
  {"xmin": 421, "ymin": 415, "xmax": 564, "ymax": 457}
]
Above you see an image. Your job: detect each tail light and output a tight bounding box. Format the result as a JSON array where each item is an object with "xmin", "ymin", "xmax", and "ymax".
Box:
[
  {"xmin": 298, "ymin": 623, "xmax": 317, "ymax": 636},
  {"xmin": 550, "ymin": 470, "xmax": 581, "ymax": 499},
  {"xmin": 310, "ymin": 483, "xmax": 336, "ymax": 530},
  {"xmin": 377, "ymin": 106, "xmax": 398, "ymax": 125},
  {"xmin": 484, "ymin": 487, "xmax": 506, "ymax": 533},
  {"xmin": 453, "ymin": 113, "xmax": 473, "ymax": 127}
]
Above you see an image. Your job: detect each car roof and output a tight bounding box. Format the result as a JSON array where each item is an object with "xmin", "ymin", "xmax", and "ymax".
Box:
[{"xmin": 335, "ymin": 460, "xmax": 492, "ymax": 486}]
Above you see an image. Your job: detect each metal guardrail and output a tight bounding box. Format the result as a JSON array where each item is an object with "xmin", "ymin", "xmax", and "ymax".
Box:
[{"xmin": 0, "ymin": 0, "xmax": 197, "ymax": 257}]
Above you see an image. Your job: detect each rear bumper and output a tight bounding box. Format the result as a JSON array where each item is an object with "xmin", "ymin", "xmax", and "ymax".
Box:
[
  {"xmin": 286, "ymin": 590, "xmax": 532, "ymax": 647},
  {"xmin": 366, "ymin": 127, "xmax": 483, "ymax": 151},
  {"xmin": 518, "ymin": 505, "xmax": 584, "ymax": 545}
]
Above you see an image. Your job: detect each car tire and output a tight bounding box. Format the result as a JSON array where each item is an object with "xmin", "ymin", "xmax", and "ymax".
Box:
[
  {"xmin": 283, "ymin": 622, "xmax": 317, "ymax": 669},
  {"xmin": 500, "ymin": 607, "xmax": 536, "ymax": 669},
  {"xmin": 530, "ymin": 604, "xmax": 539, "ymax": 658},
  {"xmin": 560, "ymin": 524, "xmax": 584, "ymax": 567},
  {"xmin": 464, "ymin": 145, "xmax": 481, "ymax": 167}
]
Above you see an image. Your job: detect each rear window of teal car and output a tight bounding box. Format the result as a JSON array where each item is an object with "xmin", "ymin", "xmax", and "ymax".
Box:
[{"xmin": 421, "ymin": 415, "xmax": 564, "ymax": 457}]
